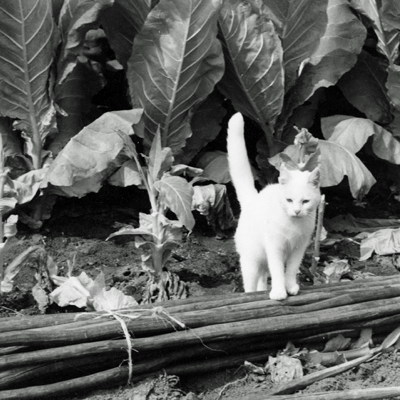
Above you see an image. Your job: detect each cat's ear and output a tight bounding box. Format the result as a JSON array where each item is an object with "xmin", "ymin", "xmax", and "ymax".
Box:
[
  {"xmin": 308, "ymin": 167, "xmax": 320, "ymax": 187},
  {"xmin": 278, "ymin": 164, "xmax": 291, "ymax": 185}
]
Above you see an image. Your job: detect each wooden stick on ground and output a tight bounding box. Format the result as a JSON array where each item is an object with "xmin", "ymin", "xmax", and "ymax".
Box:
[{"xmin": 261, "ymin": 387, "xmax": 400, "ymax": 400}]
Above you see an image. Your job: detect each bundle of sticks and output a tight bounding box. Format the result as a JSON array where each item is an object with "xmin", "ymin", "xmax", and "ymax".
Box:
[{"xmin": 1, "ymin": 275, "xmax": 400, "ymax": 399}]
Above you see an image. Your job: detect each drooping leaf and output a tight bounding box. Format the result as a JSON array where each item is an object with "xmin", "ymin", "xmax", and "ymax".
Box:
[
  {"xmin": 9, "ymin": 167, "xmax": 49, "ymax": 204},
  {"xmin": 107, "ymin": 226, "xmax": 158, "ymax": 242},
  {"xmin": 47, "ymin": 110, "xmax": 143, "ymax": 196},
  {"xmin": 217, "ymin": 0, "xmax": 284, "ymax": 149},
  {"xmin": 321, "ymin": 115, "xmax": 400, "ymax": 164},
  {"xmin": 337, "ymin": 51, "xmax": 392, "ymax": 124},
  {"xmin": 107, "ymin": 159, "xmax": 142, "ymax": 187},
  {"xmin": 359, "ymin": 228, "xmax": 400, "ymax": 260},
  {"xmin": 49, "ymin": 271, "xmax": 94, "ymax": 308},
  {"xmin": 154, "ymin": 175, "xmax": 195, "ymax": 230},
  {"xmin": 128, "ymin": 0, "xmax": 225, "ymax": 155},
  {"xmin": 318, "ymin": 141, "xmax": 376, "ymax": 198},
  {"xmin": 0, "ymin": 0, "xmax": 60, "ymax": 169},
  {"xmin": 196, "ymin": 151, "xmax": 230, "ymax": 184},
  {"xmin": 179, "ymin": 91, "xmax": 226, "ymax": 165},
  {"xmin": 100, "ymin": 0, "xmax": 154, "ymax": 68},
  {"xmin": 276, "ymin": 0, "xmax": 366, "ymax": 138},
  {"xmin": 270, "ymin": 140, "xmax": 376, "ymax": 198},
  {"xmin": 3, "ymin": 215, "xmax": 18, "ymax": 238},
  {"xmin": 88, "ymin": 272, "xmax": 138, "ymax": 311}
]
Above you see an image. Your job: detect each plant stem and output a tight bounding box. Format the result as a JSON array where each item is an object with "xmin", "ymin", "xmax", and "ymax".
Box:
[
  {"xmin": 311, "ymin": 195, "xmax": 326, "ymax": 276},
  {"xmin": 0, "ymin": 132, "xmax": 5, "ymax": 288}
]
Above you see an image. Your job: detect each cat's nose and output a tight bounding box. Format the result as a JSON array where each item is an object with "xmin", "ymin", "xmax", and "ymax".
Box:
[{"xmin": 294, "ymin": 210, "xmax": 301, "ymax": 215}]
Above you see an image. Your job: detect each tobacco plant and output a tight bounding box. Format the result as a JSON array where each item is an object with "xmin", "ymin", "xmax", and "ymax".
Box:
[{"xmin": 107, "ymin": 129, "xmax": 200, "ymax": 273}]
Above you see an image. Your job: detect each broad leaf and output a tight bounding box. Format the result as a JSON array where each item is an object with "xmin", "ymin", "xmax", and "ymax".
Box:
[
  {"xmin": 179, "ymin": 91, "xmax": 226, "ymax": 165},
  {"xmin": 318, "ymin": 141, "xmax": 376, "ymax": 198},
  {"xmin": 100, "ymin": 0, "xmax": 154, "ymax": 68},
  {"xmin": 11, "ymin": 167, "xmax": 49, "ymax": 204},
  {"xmin": 128, "ymin": 0, "xmax": 224, "ymax": 155},
  {"xmin": 196, "ymin": 151, "xmax": 230, "ymax": 184},
  {"xmin": 54, "ymin": 1, "xmax": 113, "ymax": 156},
  {"xmin": 265, "ymin": 0, "xmax": 329, "ymax": 93},
  {"xmin": 321, "ymin": 115, "xmax": 400, "ymax": 164},
  {"xmin": 57, "ymin": 0, "xmax": 113, "ymax": 85},
  {"xmin": 107, "ymin": 160, "xmax": 142, "ymax": 187},
  {"xmin": 349, "ymin": 0, "xmax": 400, "ymax": 63},
  {"xmin": 0, "ymin": 1, "xmax": 59, "ymax": 169},
  {"xmin": 217, "ymin": 0, "xmax": 284, "ymax": 148},
  {"xmin": 148, "ymin": 129, "xmax": 174, "ymax": 183},
  {"xmin": 154, "ymin": 175, "xmax": 195, "ymax": 230},
  {"xmin": 88, "ymin": 272, "xmax": 138, "ymax": 311},
  {"xmin": 360, "ymin": 228, "xmax": 400, "ymax": 260},
  {"xmin": 270, "ymin": 140, "xmax": 376, "ymax": 198},
  {"xmin": 337, "ymin": 51, "xmax": 392, "ymax": 124},
  {"xmin": 47, "ymin": 110, "xmax": 143, "ymax": 196},
  {"xmin": 276, "ymin": 0, "xmax": 366, "ymax": 138}
]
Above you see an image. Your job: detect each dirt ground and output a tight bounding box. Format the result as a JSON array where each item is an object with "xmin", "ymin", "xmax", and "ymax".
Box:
[{"xmin": 3, "ymin": 184, "xmax": 400, "ymax": 399}]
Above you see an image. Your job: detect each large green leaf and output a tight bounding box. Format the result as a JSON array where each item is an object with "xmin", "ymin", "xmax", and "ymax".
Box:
[
  {"xmin": 276, "ymin": 0, "xmax": 366, "ymax": 139},
  {"xmin": 337, "ymin": 51, "xmax": 392, "ymax": 124},
  {"xmin": 154, "ymin": 175, "xmax": 195, "ymax": 230},
  {"xmin": 0, "ymin": 0, "xmax": 59, "ymax": 169},
  {"xmin": 321, "ymin": 115, "xmax": 400, "ymax": 164},
  {"xmin": 100, "ymin": 0, "xmax": 154, "ymax": 68},
  {"xmin": 217, "ymin": 0, "xmax": 284, "ymax": 150},
  {"xmin": 127, "ymin": 0, "xmax": 224, "ymax": 155},
  {"xmin": 47, "ymin": 110, "xmax": 143, "ymax": 197}
]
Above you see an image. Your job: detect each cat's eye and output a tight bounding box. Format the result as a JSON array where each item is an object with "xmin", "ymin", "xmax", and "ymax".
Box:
[
  {"xmin": 286, "ymin": 199, "xmax": 293, "ymax": 203},
  {"xmin": 302, "ymin": 200, "xmax": 310, "ymax": 204}
]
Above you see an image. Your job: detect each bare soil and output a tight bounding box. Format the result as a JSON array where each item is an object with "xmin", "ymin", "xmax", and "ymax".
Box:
[{"xmin": 2, "ymin": 185, "xmax": 400, "ymax": 400}]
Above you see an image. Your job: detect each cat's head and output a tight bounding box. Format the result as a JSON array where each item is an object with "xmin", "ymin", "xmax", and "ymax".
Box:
[{"xmin": 278, "ymin": 166, "xmax": 321, "ymax": 218}]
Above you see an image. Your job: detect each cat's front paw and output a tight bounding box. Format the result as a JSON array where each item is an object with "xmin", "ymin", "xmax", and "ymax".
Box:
[
  {"xmin": 286, "ymin": 283, "xmax": 300, "ymax": 296},
  {"xmin": 269, "ymin": 287, "xmax": 288, "ymax": 301}
]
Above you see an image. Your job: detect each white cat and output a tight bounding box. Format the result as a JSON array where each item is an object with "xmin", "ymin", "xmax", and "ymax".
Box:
[{"xmin": 227, "ymin": 113, "xmax": 321, "ymax": 300}]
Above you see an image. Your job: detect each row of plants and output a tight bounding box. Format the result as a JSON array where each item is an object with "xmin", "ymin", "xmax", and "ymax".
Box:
[{"xmin": 1, "ymin": 0, "xmax": 400, "ymax": 292}]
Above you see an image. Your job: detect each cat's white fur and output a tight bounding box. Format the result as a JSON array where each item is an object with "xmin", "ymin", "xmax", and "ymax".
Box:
[{"xmin": 227, "ymin": 113, "xmax": 321, "ymax": 300}]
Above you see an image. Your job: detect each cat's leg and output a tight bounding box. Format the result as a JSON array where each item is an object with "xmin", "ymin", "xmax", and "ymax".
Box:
[
  {"xmin": 256, "ymin": 262, "xmax": 269, "ymax": 291},
  {"xmin": 239, "ymin": 252, "xmax": 261, "ymax": 292},
  {"xmin": 285, "ymin": 244, "xmax": 308, "ymax": 296},
  {"xmin": 266, "ymin": 248, "xmax": 287, "ymax": 300}
]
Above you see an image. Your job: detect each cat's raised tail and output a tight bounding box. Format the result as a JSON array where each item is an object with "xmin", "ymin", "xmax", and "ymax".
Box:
[{"xmin": 227, "ymin": 113, "xmax": 258, "ymax": 204}]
